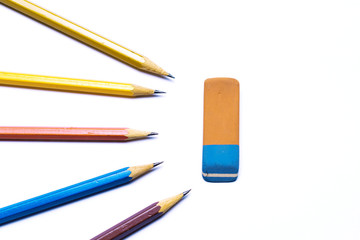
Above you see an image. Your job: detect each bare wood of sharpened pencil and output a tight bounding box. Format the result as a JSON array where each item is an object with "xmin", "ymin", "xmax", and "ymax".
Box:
[
  {"xmin": 0, "ymin": 0, "xmax": 172, "ymax": 77},
  {"xmin": 0, "ymin": 72, "xmax": 165, "ymax": 97},
  {"xmin": 91, "ymin": 190, "xmax": 190, "ymax": 240}
]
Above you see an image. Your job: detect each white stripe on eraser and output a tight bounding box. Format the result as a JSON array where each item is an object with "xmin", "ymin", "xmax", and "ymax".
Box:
[{"xmin": 202, "ymin": 173, "xmax": 238, "ymax": 178}]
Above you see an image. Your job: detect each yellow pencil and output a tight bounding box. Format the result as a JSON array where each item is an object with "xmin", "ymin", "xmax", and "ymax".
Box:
[
  {"xmin": 0, "ymin": 0, "xmax": 173, "ymax": 78},
  {"xmin": 0, "ymin": 71, "xmax": 165, "ymax": 97}
]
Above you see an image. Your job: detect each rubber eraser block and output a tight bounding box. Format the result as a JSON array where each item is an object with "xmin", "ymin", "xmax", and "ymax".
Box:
[{"xmin": 203, "ymin": 78, "xmax": 239, "ymax": 182}]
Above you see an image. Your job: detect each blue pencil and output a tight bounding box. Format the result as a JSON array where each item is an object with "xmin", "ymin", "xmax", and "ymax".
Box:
[{"xmin": 0, "ymin": 162, "xmax": 162, "ymax": 225}]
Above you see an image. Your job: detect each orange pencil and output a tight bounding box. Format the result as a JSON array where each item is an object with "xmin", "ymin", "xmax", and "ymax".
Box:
[{"xmin": 0, "ymin": 127, "xmax": 157, "ymax": 141}]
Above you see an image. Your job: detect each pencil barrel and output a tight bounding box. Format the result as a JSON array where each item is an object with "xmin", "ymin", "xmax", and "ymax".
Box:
[
  {"xmin": 0, "ymin": 0, "xmax": 142, "ymax": 67},
  {"xmin": 0, "ymin": 127, "xmax": 131, "ymax": 141},
  {"xmin": 91, "ymin": 203, "xmax": 163, "ymax": 240},
  {"xmin": 0, "ymin": 72, "xmax": 142, "ymax": 97},
  {"xmin": 0, "ymin": 168, "xmax": 132, "ymax": 225}
]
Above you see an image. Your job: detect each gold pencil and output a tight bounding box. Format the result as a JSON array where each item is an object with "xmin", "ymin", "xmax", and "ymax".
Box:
[
  {"xmin": 0, "ymin": 0, "xmax": 173, "ymax": 78},
  {"xmin": 0, "ymin": 71, "xmax": 165, "ymax": 97}
]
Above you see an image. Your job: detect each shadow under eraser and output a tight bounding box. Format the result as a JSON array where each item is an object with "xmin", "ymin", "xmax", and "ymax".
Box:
[{"xmin": 202, "ymin": 78, "xmax": 239, "ymax": 182}]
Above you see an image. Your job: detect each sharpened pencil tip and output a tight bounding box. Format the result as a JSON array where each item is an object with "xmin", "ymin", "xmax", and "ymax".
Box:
[
  {"xmin": 153, "ymin": 161, "xmax": 164, "ymax": 167},
  {"xmin": 154, "ymin": 90, "xmax": 166, "ymax": 94},
  {"xmin": 148, "ymin": 132, "xmax": 158, "ymax": 136},
  {"xmin": 167, "ymin": 73, "xmax": 175, "ymax": 79},
  {"xmin": 183, "ymin": 189, "xmax": 191, "ymax": 197}
]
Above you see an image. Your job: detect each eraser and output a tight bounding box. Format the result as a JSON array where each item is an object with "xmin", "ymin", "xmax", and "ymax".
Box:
[{"xmin": 203, "ymin": 78, "xmax": 239, "ymax": 182}]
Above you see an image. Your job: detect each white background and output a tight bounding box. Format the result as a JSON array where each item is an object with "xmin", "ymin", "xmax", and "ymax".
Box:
[{"xmin": 0, "ymin": 0, "xmax": 360, "ymax": 239}]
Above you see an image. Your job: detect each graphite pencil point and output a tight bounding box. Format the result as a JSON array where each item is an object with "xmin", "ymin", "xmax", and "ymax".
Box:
[
  {"xmin": 167, "ymin": 73, "xmax": 175, "ymax": 79},
  {"xmin": 153, "ymin": 161, "xmax": 164, "ymax": 167},
  {"xmin": 148, "ymin": 132, "xmax": 158, "ymax": 136},
  {"xmin": 154, "ymin": 90, "xmax": 166, "ymax": 94},
  {"xmin": 183, "ymin": 189, "xmax": 191, "ymax": 196}
]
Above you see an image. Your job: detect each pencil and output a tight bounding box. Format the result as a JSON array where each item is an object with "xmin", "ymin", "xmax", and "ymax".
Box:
[
  {"xmin": 0, "ymin": 0, "xmax": 173, "ymax": 78},
  {"xmin": 0, "ymin": 162, "xmax": 163, "ymax": 226},
  {"xmin": 91, "ymin": 190, "xmax": 190, "ymax": 240},
  {"xmin": 0, "ymin": 127, "xmax": 158, "ymax": 141},
  {"xmin": 0, "ymin": 71, "xmax": 166, "ymax": 97}
]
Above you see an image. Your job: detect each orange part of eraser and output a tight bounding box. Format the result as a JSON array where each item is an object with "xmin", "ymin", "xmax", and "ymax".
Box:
[{"xmin": 203, "ymin": 78, "xmax": 239, "ymax": 145}]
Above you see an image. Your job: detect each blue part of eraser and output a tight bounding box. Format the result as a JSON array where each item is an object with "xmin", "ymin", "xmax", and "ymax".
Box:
[{"xmin": 202, "ymin": 144, "xmax": 239, "ymax": 182}]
